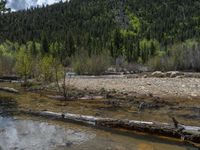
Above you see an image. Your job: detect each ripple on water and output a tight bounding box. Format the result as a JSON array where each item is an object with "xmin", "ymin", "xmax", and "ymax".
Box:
[{"xmin": 0, "ymin": 117, "xmax": 95, "ymax": 150}]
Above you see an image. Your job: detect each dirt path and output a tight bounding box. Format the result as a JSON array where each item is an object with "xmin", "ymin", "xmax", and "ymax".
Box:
[{"xmin": 67, "ymin": 76, "xmax": 200, "ymax": 99}]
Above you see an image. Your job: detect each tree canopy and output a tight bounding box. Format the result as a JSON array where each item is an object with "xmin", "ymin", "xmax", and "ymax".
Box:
[{"xmin": 0, "ymin": 0, "xmax": 200, "ymax": 64}]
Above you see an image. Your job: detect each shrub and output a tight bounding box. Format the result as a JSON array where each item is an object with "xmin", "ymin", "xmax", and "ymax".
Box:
[
  {"xmin": 0, "ymin": 43, "xmax": 16, "ymax": 76},
  {"xmin": 148, "ymin": 40, "xmax": 200, "ymax": 71},
  {"xmin": 148, "ymin": 51, "xmax": 174, "ymax": 71},
  {"xmin": 0, "ymin": 55, "xmax": 15, "ymax": 76},
  {"xmin": 72, "ymin": 53, "xmax": 111, "ymax": 75},
  {"xmin": 38, "ymin": 55, "xmax": 55, "ymax": 83}
]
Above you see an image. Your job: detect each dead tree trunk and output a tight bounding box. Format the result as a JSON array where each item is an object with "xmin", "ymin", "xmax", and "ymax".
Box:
[
  {"xmin": 62, "ymin": 71, "xmax": 67, "ymax": 100},
  {"xmin": 0, "ymin": 87, "xmax": 19, "ymax": 93},
  {"xmin": 22, "ymin": 110, "xmax": 200, "ymax": 145}
]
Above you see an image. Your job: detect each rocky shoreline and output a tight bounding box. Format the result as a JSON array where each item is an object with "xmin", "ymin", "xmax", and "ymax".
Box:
[{"xmin": 66, "ymin": 72, "xmax": 200, "ymax": 99}]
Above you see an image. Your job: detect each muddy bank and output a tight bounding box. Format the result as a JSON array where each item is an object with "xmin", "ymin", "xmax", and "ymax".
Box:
[{"xmin": 1, "ymin": 81, "xmax": 200, "ymax": 127}]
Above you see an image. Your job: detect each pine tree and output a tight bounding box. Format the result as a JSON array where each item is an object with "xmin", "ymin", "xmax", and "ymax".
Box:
[
  {"xmin": 41, "ymin": 33, "xmax": 49, "ymax": 55},
  {"xmin": 64, "ymin": 31, "xmax": 75, "ymax": 57}
]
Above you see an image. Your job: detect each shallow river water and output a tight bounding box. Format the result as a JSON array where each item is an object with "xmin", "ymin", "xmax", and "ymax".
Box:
[
  {"xmin": 0, "ymin": 115, "xmax": 198, "ymax": 150},
  {"xmin": 0, "ymin": 92, "xmax": 198, "ymax": 150}
]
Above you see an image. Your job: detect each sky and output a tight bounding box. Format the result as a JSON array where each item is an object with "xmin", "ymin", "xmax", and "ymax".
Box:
[{"xmin": 6, "ymin": 0, "xmax": 66, "ymax": 11}]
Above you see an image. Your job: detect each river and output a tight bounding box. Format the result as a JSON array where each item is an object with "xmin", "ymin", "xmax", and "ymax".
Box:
[
  {"xmin": 0, "ymin": 91, "xmax": 198, "ymax": 150},
  {"xmin": 0, "ymin": 115, "xmax": 197, "ymax": 150}
]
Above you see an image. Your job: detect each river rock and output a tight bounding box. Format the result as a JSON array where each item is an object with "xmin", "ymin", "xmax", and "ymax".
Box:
[
  {"xmin": 142, "ymin": 75, "xmax": 147, "ymax": 78},
  {"xmin": 151, "ymin": 71, "xmax": 166, "ymax": 78},
  {"xmin": 166, "ymin": 71, "xmax": 184, "ymax": 78},
  {"xmin": 191, "ymin": 92, "xmax": 198, "ymax": 97}
]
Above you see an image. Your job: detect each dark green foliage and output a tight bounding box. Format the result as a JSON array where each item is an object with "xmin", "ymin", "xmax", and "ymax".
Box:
[
  {"xmin": 41, "ymin": 33, "xmax": 49, "ymax": 54},
  {"xmin": 0, "ymin": 0, "xmax": 115, "ymax": 53},
  {"xmin": 64, "ymin": 31, "xmax": 75, "ymax": 57},
  {"xmin": 0, "ymin": 0, "xmax": 200, "ymax": 65},
  {"xmin": 111, "ymin": 29, "xmax": 124, "ymax": 58}
]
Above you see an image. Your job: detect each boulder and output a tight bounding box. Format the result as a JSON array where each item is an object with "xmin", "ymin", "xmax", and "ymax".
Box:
[
  {"xmin": 184, "ymin": 73, "xmax": 200, "ymax": 78},
  {"xmin": 142, "ymin": 75, "xmax": 148, "ymax": 78},
  {"xmin": 151, "ymin": 71, "xmax": 166, "ymax": 78},
  {"xmin": 166, "ymin": 71, "xmax": 184, "ymax": 78}
]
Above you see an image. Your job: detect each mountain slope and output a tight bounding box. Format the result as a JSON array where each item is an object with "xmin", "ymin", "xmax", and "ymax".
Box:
[{"xmin": 0, "ymin": 0, "xmax": 200, "ymax": 62}]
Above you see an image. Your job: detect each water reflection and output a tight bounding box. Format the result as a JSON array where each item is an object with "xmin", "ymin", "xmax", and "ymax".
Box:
[
  {"xmin": 0, "ymin": 96, "xmax": 197, "ymax": 150},
  {"xmin": 0, "ymin": 116, "xmax": 198, "ymax": 150},
  {"xmin": 0, "ymin": 97, "xmax": 18, "ymax": 116},
  {"xmin": 0, "ymin": 117, "xmax": 95, "ymax": 150}
]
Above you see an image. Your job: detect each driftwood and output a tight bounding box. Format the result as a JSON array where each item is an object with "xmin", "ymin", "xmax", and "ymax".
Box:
[
  {"xmin": 22, "ymin": 110, "xmax": 200, "ymax": 145},
  {"xmin": 0, "ymin": 79, "xmax": 11, "ymax": 82},
  {"xmin": 47, "ymin": 95, "xmax": 65, "ymax": 100},
  {"xmin": 0, "ymin": 76, "xmax": 20, "ymax": 82},
  {"xmin": 0, "ymin": 87, "xmax": 19, "ymax": 94},
  {"xmin": 0, "ymin": 76, "xmax": 19, "ymax": 80},
  {"xmin": 79, "ymin": 95, "xmax": 105, "ymax": 100},
  {"xmin": 47, "ymin": 95, "xmax": 105, "ymax": 101}
]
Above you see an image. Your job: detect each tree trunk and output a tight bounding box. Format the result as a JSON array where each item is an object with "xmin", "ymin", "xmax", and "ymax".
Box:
[
  {"xmin": 55, "ymin": 67, "xmax": 62, "ymax": 94},
  {"xmin": 0, "ymin": 87, "xmax": 19, "ymax": 93},
  {"xmin": 22, "ymin": 110, "xmax": 200, "ymax": 146},
  {"xmin": 62, "ymin": 69, "xmax": 67, "ymax": 100}
]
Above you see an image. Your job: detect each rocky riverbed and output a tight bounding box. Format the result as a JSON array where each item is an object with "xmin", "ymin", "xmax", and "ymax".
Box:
[{"xmin": 67, "ymin": 74, "xmax": 200, "ymax": 99}]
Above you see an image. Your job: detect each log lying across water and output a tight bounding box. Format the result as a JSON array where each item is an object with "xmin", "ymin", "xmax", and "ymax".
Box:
[
  {"xmin": 22, "ymin": 110, "xmax": 200, "ymax": 145},
  {"xmin": 0, "ymin": 87, "xmax": 19, "ymax": 94}
]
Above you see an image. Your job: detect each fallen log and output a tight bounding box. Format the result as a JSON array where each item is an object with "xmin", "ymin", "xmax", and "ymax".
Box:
[
  {"xmin": 22, "ymin": 110, "xmax": 200, "ymax": 145},
  {"xmin": 79, "ymin": 95, "xmax": 105, "ymax": 100},
  {"xmin": 0, "ymin": 79, "xmax": 11, "ymax": 82},
  {"xmin": 0, "ymin": 87, "xmax": 19, "ymax": 94},
  {"xmin": 47, "ymin": 95, "xmax": 65, "ymax": 100},
  {"xmin": 0, "ymin": 75, "xmax": 20, "ymax": 81}
]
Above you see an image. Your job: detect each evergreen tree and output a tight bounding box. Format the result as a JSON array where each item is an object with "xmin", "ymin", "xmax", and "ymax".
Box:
[
  {"xmin": 0, "ymin": 0, "xmax": 200, "ymax": 64},
  {"xmin": 41, "ymin": 33, "xmax": 49, "ymax": 55},
  {"xmin": 65, "ymin": 31, "xmax": 75, "ymax": 57}
]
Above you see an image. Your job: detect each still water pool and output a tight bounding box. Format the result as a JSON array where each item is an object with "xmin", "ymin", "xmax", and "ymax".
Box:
[{"xmin": 0, "ymin": 115, "xmax": 197, "ymax": 150}]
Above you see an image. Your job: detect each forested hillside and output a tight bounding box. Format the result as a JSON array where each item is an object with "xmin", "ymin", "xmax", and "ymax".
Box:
[{"xmin": 0, "ymin": 0, "xmax": 200, "ymax": 74}]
